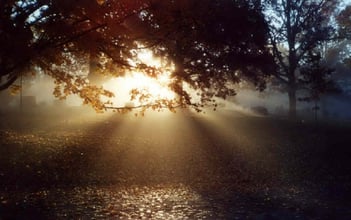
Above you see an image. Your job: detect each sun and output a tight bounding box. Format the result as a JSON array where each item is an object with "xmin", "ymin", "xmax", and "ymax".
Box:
[{"xmin": 102, "ymin": 49, "xmax": 176, "ymax": 108}]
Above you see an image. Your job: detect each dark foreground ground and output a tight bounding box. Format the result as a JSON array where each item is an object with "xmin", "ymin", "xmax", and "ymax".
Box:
[{"xmin": 0, "ymin": 107, "xmax": 351, "ymax": 219}]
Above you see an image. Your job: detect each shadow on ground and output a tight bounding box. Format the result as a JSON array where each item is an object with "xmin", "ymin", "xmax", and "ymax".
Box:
[{"xmin": 0, "ymin": 109, "xmax": 351, "ymax": 219}]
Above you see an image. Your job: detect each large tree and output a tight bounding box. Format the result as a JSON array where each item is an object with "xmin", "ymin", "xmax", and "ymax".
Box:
[
  {"xmin": 121, "ymin": 0, "xmax": 275, "ymax": 110},
  {"xmin": 1, "ymin": 0, "xmax": 275, "ymax": 112},
  {"xmin": 0, "ymin": 0, "xmax": 148, "ymax": 111},
  {"xmin": 263, "ymin": 0, "xmax": 339, "ymax": 119}
]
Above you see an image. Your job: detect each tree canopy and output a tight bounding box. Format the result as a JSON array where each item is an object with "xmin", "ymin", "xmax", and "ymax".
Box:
[
  {"xmin": 335, "ymin": 5, "xmax": 351, "ymax": 68},
  {"xmin": 1, "ymin": 0, "xmax": 147, "ymax": 111},
  {"xmin": 1, "ymin": 0, "xmax": 275, "ymax": 112},
  {"xmin": 128, "ymin": 0, "xmax": 275, "ymax": 107},
  {"xmin": 337, "ymin": 5, "xmax": 351, "ymax": 40}
]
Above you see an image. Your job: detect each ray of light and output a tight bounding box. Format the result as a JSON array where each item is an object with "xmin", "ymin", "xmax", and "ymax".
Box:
[{"xmin": 102, "ymin": 49, "xmax": 176, "ymax": 108}]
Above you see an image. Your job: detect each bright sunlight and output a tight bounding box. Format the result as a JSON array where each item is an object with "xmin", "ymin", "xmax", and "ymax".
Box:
[{"xmin": 103, "ymin": 49, "xmax": 176, "ymax": 108}]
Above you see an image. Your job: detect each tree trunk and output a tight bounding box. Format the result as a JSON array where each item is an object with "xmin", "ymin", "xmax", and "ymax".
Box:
[
  {"xmin": 288, "ymin": 88, "xmax": 297, "ymax": 120},
  {"xmin": 285, "ymin": 0, "xmax": 297, "ymax": 120},
  {"xmin": 172, "ymin": 43, "xmax": 185, "ymax": 106}
]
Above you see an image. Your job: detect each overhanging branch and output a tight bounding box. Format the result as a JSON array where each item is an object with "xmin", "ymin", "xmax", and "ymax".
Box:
[
  {"xmin": 0, "ymin": 75, "xmax": 19, "ymax": 91},
  {"xmin": 105, "ymin": 103, "xmax": 182, "ymax": 110}
]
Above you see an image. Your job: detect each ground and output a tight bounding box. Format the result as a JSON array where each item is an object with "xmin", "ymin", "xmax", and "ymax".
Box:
[{"xmin": 0, "ymin": 107, "xmax": 351, "ymax": 219}]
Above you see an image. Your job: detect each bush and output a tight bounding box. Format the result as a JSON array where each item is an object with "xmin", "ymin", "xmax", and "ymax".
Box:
[{"xmin": 251, "ymin": 106, "xmax": 269, "ymax": 116}]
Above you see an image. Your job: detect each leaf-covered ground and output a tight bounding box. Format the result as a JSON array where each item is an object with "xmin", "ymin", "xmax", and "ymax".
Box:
[{"xmin": 0, "ymin": 108, "xmax": 351, "ymax": 219}]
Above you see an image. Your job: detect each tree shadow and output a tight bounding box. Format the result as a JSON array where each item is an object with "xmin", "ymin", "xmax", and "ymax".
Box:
[
  {"xmin": 180, "ymin": 111, "xmax": 351, "ymax": 219},
  {"xmin": 0, "ymin": 114, "xmax": 122, "ymax": 188},
  {"xmin": 0, "ymin": 112, "xmax": 147, "ymax": 219},
  {"xmin": 1, "ymin": 110, "xmax": 351, "ymax": 219}
]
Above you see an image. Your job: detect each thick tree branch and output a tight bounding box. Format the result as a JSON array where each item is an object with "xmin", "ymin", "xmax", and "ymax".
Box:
[
  {"xmin": 0, "ymin": 75, "xmax": 19, "ymax": 90},
  {"xmin": 269, "ymin": 32, "xmax": 289, "ymax": 74},
  {"xmin": 105, "ymin": 103, "xmax": 182, "ymax": 110}
]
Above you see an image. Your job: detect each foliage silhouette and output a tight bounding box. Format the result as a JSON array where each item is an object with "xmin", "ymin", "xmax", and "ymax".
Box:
[{"xmin": 0, "ymin": 0, "xmax": 274, "ymax": 112}]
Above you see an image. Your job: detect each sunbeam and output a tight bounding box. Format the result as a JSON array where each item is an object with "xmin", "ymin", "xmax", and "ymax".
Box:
[{"xmin": 102, "ymin": 49, "xmax": 176, "ymax": 108}]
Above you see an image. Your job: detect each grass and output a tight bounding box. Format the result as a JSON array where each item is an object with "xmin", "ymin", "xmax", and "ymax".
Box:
[{"xmin": 0, "ymin": 107, "xmax": 351, "ymax": 219}]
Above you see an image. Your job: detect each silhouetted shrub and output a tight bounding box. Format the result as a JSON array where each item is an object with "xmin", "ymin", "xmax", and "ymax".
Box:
[{"xmin": 251, "ymin": 106, "xmax": 269, "ymax": 115}]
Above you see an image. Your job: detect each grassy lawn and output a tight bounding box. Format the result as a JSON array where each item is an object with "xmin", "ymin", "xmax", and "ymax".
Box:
[{"xmin": 0, "ymin": 108, "xmax": 351, "ymax": 219}]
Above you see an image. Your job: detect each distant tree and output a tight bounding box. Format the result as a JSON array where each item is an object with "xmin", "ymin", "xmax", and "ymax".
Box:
[
  {"xmin": 262, "ymin": 0, "xmax": 339, "ymax": 119},
  {"xmin": 318, "ymin": 4, "xmax": 351, "ymax": 96},
  {"xmin": 337, "ymin": 5, "xmax": 351, "ymax": 40},
  {"xmin": 335, "ymin": 5, "xmax": 351, "ymax": 68},
  {"xmin": 0, "ymin": 0, "xmax": 275, "ymax": 112}
]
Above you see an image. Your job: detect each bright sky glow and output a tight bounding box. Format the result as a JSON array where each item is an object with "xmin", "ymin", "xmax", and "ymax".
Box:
[{"xmin": 103, "ymin": 49, "xmax": 176, "ymax": 107}]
